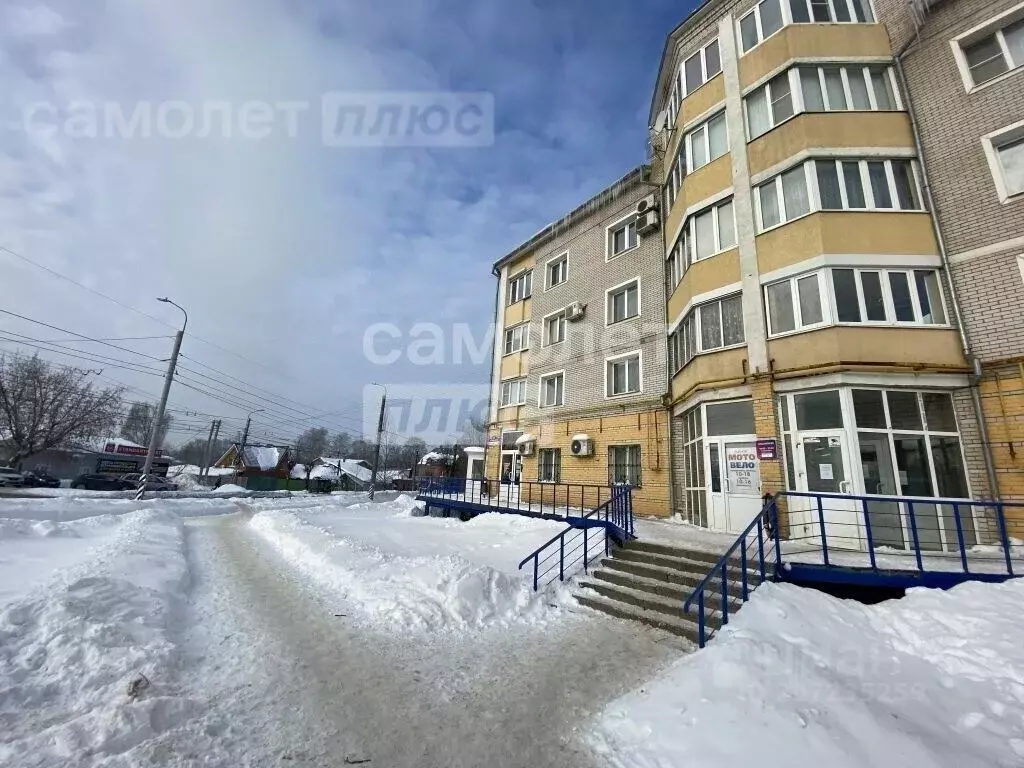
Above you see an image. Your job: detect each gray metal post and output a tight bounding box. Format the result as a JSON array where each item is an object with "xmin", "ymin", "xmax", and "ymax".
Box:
[
  {"xmin": 140, "ymin": 329, "xmax": 183, "ymax": 482},
  {"xmin": 369, "ymin": 392, "xmax": 386, "ymax": 500}
]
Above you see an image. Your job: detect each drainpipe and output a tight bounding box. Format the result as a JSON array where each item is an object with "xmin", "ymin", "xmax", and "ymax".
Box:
[{"xmin": 893, "ymin": 54, "xmax": 1000, "ymax": 501}]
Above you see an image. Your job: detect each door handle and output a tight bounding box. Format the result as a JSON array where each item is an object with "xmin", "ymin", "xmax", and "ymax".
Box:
[{"xmin": 723, "ymin": 477, "xmax": 730, "ymax": 493}]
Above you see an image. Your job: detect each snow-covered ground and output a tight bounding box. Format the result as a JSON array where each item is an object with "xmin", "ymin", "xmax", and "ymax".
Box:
[
  {"xmin": 247, "ymin": 493, "xmax": 575, "ymax": 632},
  {"xmin": 589, "ymin": 579, "xmax": 1024, "ymax": 768}
]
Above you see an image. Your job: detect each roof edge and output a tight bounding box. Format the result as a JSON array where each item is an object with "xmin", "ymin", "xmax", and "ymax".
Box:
[
  {"xmin": 492, "ymin": 164, "xmax": 651, "ymax": 273},
  {"xmin": 647, "ymin": 0, "xmax": 721, "ymax": 125}
]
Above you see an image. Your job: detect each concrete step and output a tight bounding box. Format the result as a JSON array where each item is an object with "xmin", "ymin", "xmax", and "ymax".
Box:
[
  {"xmin": 599, "ymin": 557, "xmax": 756, "ymax": 599},
  {"xmin": 575, "ymin": 590, "xmax": 700, "ymax": 643},
  {"xmin": 591, "ymin": 567, "xmax": 746, "ymax": 612},
  {"xmin": 621, "ymin": 538, "xmax": 739, "ymax": 567},
  {"xmin": 612, "ymin": 545, "xmax": 752, "ymax": 574}
]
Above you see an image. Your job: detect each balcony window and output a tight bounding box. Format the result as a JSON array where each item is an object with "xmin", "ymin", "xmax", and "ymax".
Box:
[
  {"xmin": 684, "ymin": 39, "xmax": 722, "ymax": 96},
  {"xmin": 686, "ymin": 111, "xmax": 728, "ymax": 172},
  {"xmin": 500, "ymin": 377, "xmax": 527, "ymax": 408},
  {"xmin": 670, "ymin": 293, "xmax": 744, "ymax": 371},
  {"xmin": 741, "ymin": 0, "xmax": 874, "ymax": 53},
  {"xmin": 766, "ymin": 273, "xmax": 825, "ymax": 335},
  {"xmin": 508, "ymin": 270, "xmax": 532, "ymax": 304},
  {"xmin": 831, "ymin": 268, "xmax": 947, "ymax": 326},
  {"xmin": 503, "ymin": 323, "xmax": 529, "ymax": 355}
]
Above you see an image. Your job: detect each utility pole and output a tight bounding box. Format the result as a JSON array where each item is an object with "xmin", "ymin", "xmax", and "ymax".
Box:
[
  {"xmin": 139, "ymin": 299, "xmax": 187, "ymax": 500},
  {"xmin": 369, "ymin": 389, "xmax": 386, "ymax": 500},
  {"xmin": 200, "ymin": 419, "xmax": 221, "ymax": 481},
  {"xmin": 238, "ymin": 408, "xmax": 263, "ymax": 475}
]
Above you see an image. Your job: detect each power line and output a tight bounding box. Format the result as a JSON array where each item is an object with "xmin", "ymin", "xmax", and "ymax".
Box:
[
  {"xmin": 0, "ymin": 309, "xmax": 165, "ymax": 362},
  {"xmin": 0, "ymin": 334, "xmax": 167, "ymax": 378},
  {"xmin": 0, "ymin": 242, "xmax": 297, "ymax": 380}
]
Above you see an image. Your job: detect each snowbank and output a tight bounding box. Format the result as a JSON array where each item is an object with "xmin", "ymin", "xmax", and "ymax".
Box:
[
  {"xmin": 0, "ymin": 510, "xmax": 195, "ymax": 764},
  {"xmin": 249, "ymin": 495, "xmax": 571, "ymax": 632},
  {"xmin": 0, "ymin": 493, "xmax": 250, "ymax": 523},
  {"xmin": 210, "ymin": 483, "xmax": 248, "ymax": 494},
  {"xmin": 588, "ymin": 580, "xmax": 1024, "ymax": 768}
]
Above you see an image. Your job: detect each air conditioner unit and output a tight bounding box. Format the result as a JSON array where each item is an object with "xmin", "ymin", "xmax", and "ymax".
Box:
[
  {"xmin": 636, "ymin": 194, "xmax": 658, "ymax": 215},
  {"xmin": 570, "ymin": 434, "xmax": 594, "ymax": 457},
  {"xmin": 566, "ymin": 302, "xmax": 586, "ymax": 322},
  {"xmin": 518, "ymin": 441, "xmax": 534, "ymax": 457},
  {"xmin": 636, "ymin": 209, "xmax": 660, "ymax": 236}
]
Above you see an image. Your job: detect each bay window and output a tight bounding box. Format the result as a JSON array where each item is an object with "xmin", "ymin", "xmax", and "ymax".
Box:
[
  {"xmin": 756, "ymin": 158, "xmax": 924, "ymax": 231},
  {"xmin": 670, "ymin": 293, "xmax": 744, "ymax": 371},
  {"xmin": 687, "ymin": 111, "xmax": 728, "ymax": 172},
  {"xmin": 765, "ymin": 272, "xmax": 825, "ymax": 335},
  {"xmin": 683, "ymin": 39, "xmax": 722, "ymax": 95},
  {"xmin": 740, "ymin": 0, "xmax": 874, "ymax": 53}
]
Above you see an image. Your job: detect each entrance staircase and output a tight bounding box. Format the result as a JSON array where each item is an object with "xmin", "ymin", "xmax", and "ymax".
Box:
[{"xmin": 576, "ymin": 540, "xmax": 743, "ymax": 645}]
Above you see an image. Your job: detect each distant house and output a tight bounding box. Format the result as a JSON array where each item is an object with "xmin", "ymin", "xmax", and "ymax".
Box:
[
  {"xmin": 417, "ymin": 450, "xmax": 457, "ymax": 478},
  {"xmin": 215, "ymin": 444, "xmax": 291, "ymax": 490},
  {"xmin": 289, "ymin": 457, "xmax": 374, "ymax": 490}
]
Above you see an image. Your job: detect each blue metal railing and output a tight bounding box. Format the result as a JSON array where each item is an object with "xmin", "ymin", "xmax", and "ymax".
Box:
[
  {"xmin": 416, "ymin": 476, "xmax": 629, "ymax": 525},
  {"xmin": 683, "ymin": 496, "xmax": 780, "ymax": 649},
  {"xmin": 777, "ymin": 490, "xmax": 1023, "ymax": 577},
  {"xmin": 518, "ymin": 485, "xmax": 634, "ymax": 590},
  {"xmin": 683, "ymin": 491, "xmax": 1024, "ymax": 649}
]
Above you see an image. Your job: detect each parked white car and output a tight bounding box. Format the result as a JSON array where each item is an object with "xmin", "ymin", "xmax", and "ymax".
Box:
[{"xmin": 0, "ymin": 466, "xmax": 25, "ymax": 487}]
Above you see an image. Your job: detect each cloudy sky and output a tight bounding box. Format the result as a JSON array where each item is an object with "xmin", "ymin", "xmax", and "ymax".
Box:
[{"xmin": 0, "ymin": 0, "xmax": 697, "ymax": 447}]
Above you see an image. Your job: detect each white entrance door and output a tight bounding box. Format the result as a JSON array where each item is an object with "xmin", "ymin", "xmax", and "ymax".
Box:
[
  {"xmin": 708, "ymin": 439, "xmax": 763, "ymax": 533},
  {"xmin": 793, "ymin": 431, "xmax": 861, "ymax": 548}
]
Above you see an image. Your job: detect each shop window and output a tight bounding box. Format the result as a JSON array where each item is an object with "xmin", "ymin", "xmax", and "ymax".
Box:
[
  {"xmin": 795, "ymin": 390, "xmax": 843, "ymax": 430},
  {"xmin": 706, "ymin": 400, "xmax": 756, "ymax": 436}
]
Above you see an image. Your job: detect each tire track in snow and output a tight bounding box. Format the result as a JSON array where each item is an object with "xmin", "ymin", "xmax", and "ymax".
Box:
[{"xmin": 179, "ymin": 511, "xmax": 687, "ymax": 767}]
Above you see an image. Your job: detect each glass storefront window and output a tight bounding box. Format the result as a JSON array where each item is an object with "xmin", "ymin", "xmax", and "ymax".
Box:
[
  {"xmin": 852, "ymin": 389, "xmax": 886, "ymax": 428},
  {"xmin": 886, "ymin": 391, "xmax": 922, "ymax": 431},
  {"xmin": 795, "ymin": 390, "xmax": 843, "ymax": 430},
  {"xmin": 706, "ymin": 400, "xmax": 756, "ymax": 436},
  {"xmin": 923, "ymin": 392, "xmax": 957, "ymax": 433}
]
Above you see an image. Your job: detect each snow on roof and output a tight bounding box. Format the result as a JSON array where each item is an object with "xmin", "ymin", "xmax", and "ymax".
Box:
[
  {"xmin": 243, "ymin": 446, "xmax": 283, "ymax": 471},
  {"xmin": 419, "ymin": 451, "xmax": 455, "ymax": 465},
  {"xmin": 290, "ymin": 458, "xmax": 373, "ymax": 484},
  {"xmin": 169, "ymin": 464, "xmax": 236, "ymax": 478}
]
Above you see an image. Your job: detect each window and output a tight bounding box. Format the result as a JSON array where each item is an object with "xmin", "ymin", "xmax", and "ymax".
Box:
[
  {"xmin": 670, "ymin": 293, "xmax": 744, "ymax": 372},
  {"xmin": 503, "ymin": 323, "xmax": 529, "ymax": 355},
  {"xmin": 741, "ymin": 0, "xmax": 873, "ymax": 53},
  {"xmin": 508, "ymin": 270, "xmax": 532, "ymax": 304},
  {"xmin": 606, "ymin": 352, "xmax": 641, "ymax": 397},
  {"xmin": 609, "ymin": 445, "xmax": 642, "ymax": 487},
  {"xmin": 831, "ymin": 268, "xmax": 948, "ymax": 326},
  {"xmin": 765, "ymin": 272, "xmax": 825, "ymax": 335},
  {"xmin": 545, "ymin": 253, "xmax": 567, "ymax": 288},
  {"xmin": 983, "ymin": 124, "xmax": 1024, "ymax": 201},
  {"xmin": 794, "ymin": 65, "xmax": 899, "ymax": 116},
  {"xmin": 539, "ymin": 372, "xmax": 564, "ymax": 407},
  {"xmin": 686, "ymin": 111, "xmax": 728, "ymax": 172},
  {"xmin": 500, "ymin": 377, "xmax": 527, "ymax": 408},
  {"xmin": 756, "ymin": 159, "xmax": 923, "ymax": 231},
  {"xmin": 955, "ymin": 10, "xmax": 1024, "ymax": 88},
  {"xmin": 538, "ymin": 448, "xmax": 561, "ymax": 483},
  {"xmin": 664, "ymin": 139, "xmax": 686, "ymax": 212},
  {"xmin": 684, "ymin": 198, "xmax": 737, "ymax": 264},
  {"xmin": 756, "ymin": 164, "xmax": 810, "ymax": 229},
  {"xmin": 607, "ymin": 279, "xmax": 640, "ymax": 324},
  {"xmin": 543, "ymin": 310, "xmax": 566, "ymax": 346},
  {"xmin": 681, "ymin": 408, "xmax": 707, "ymax": 526},
  {"xmin": 746, "ymin": 71, "xmax": 793, "ymax": 139},
  {"xmin": 609, "ymin": 218, "xmax": 638, "ymax": 258},
  {"xmin": 683, "ymin": 39, "xmax": 722, "ymax": 96},
  {"xmin": 667, "ymin": 235, "xmax": 685, "ymax": 292}
]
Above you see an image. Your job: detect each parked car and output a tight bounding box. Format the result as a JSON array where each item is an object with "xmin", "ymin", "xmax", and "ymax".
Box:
[
  {"xmin": 21, "ymin": 469, "xmax": 61, "ymax": 488},
  {"xmin": 0, "ymin": 466, "xmax": 25, "ymax": 487},
  {"xmin": 71, "ymin": 473, "xmax": 135, "ymax": 491},
  {"xmin": 120, "ymin": 473, "xmax": 179, "ymax": 492}
]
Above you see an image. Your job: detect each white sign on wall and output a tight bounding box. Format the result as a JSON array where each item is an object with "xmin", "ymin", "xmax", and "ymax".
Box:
[{"xmin": 725, "ymin": 445, "xmax": 761, "ymax": 494}]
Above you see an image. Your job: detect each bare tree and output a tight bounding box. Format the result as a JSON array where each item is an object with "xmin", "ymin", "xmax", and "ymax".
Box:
[
  {"xmin": 120, "ymin": 401, "xmax": 173, "ymax": 448},
  {"xmin": 326, "ymin": 431, "xmax": 352, "ymax": 458},
  {"xmin": 0, "ymin": 354, "xmax": 125, "ymax": 466},
  {"xmin": 295, "ymin": 426, "xmax": 330, "ymax": 489}
]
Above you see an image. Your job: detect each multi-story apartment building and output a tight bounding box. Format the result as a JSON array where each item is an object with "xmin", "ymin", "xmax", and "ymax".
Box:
[
  {"xmin": 871, "ymin": 0, "xmax": 1024, "ymax": 500},
  {"xmin": 649, "ymin": 0, "xmax": 988, "ymax": 540},
  {"xmin": 485, "ymin": 167, "xmax": 674, "ymax": 516}
]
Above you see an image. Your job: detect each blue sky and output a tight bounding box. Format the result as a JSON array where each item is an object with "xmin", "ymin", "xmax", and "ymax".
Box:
[{"xmin": 0, "ymin": 0, "xmax": 699, "ymax": 446}]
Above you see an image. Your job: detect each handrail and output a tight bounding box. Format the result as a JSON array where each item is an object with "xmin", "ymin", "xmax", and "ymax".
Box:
[
  {"xmin": 517, "ymin": 485, "xmax": 634, "ymax": 591},
  {"xmin": 682, "ymin": 495, "xmax": 779, "ymax": 648}
]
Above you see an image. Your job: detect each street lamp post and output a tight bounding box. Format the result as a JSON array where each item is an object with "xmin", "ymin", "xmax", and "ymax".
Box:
[
  {"xmin": 369, "ymin": 383, "xmax": 387, "ymax": 500},
  {"xmin": 239, "ymin": 408, "xmax": 265, "ymax": 466},
  {"xmin": 139, "ymin": 298, "xmax": 187, "ymax": 497}
]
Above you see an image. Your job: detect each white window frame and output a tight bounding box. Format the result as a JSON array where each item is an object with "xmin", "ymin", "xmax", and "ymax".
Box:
[
  {"xmin": 544, "ymin": 252, "xmax": 568, "ymax": 290},
  {"xmin": 746, "ymin": 65, "xmax": 901, "ymax": 140},
  {"xmin": 764, "ymin": 271, "xmax": 829, "ymax": 336},
  {"xmin": 686, "ymin": 197, "xmax": 737, "ymax": 263},
  {"xmin": 542, "ymin": 308, "xmax": 567, "ymax": 347},
  {"xmin": 502, "ymin": 322, "xmax": 530, "ymax": 355},
  {"xmin": 686, "ymin": 111, "xmax": 729, "ymax": 173},
  {"xmin": 671, "ymin": 293, "xmax": 745, "ymax": 371},
  {"xmin": 950, "ymin": 2, "xmax": 1024, "ymax": 93},
  {"xmin": 605, "ymin": 277, "xmax": 642, "ymax": 326},
  {"xmin": 606, "ymin": 213, "xmax": 639, "ymax": 261},
  {"xmin": 508, "ymin": 269, "xmax": 533, "ymax": 304},
  {"xmin": 664, "ymin": 139, "xmax": 687, "ymax": 212},
  {"xmin": 828, "ymin": 267, "xmax": 950, "ymax": 328},
  {"xmin": 605, "ymin": 350, "xmax": 643, "ymax": 399},
  {"xmin": 667, "ymin": 234, "xmax": 686, "ymax": 292},
  {"xmin": 756, "ymin": 158, "xmax": 924, "ymax": 233},
  {"xmin": 739, "ymin": 0, "xmax": 876, "ymax": 54},
  {"xmin": 682, "ymin": 38, "xmax": 723, "ymax": 97},
  {"xmin": 499, "ymin": 377, "xmax": 527, "ymax": 408},
  {"xmin": 538, "ymin": 371, "xmax": 565, "ymax": 408},
  {"xmin": 981, "ymin": 120, "xmax": 1024, "ymax": 203}
]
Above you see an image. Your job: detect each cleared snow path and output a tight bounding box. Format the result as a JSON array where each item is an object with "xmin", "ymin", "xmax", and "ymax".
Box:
[{"xmin": 176, "ymin": 511, "xmax": 686, "ymax": 767}]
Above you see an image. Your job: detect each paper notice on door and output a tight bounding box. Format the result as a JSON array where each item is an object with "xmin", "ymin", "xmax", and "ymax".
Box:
[{"xmin": 819, "ymin": 463, "xmax": 834, "ymax": 480}]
